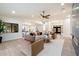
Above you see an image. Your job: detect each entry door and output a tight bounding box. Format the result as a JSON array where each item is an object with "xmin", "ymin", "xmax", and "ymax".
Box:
[{"xmin": 53, "ymin": 26, "xmax": 61, "ymax": 34}]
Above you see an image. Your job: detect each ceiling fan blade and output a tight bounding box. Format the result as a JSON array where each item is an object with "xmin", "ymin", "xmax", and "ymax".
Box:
[
  {"xmin": 40, "ymin": 10, "xmax": 50, "ymax": 19},
  {"xmin": 40, "ymin": 14, "xmax": 45, "ymax": 18},
  {"xmin": 46, "ymin": 17, "xmax": 49, "ymax": 19},
  {"xmin": 40, "ymin": 14, "xmax": 43, "ymax": 16},
  {"xmin": 46, "ymin": 14, "xmax": 50, "ymax": 16}
]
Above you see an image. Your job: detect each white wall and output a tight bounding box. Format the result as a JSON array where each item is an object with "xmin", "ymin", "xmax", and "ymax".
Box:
[
  {"xmin": 51, "ymin": 20, "xmax": 64, "ymax": 25},
  {"xmin": 23, "ymin": 19, "xmax": 71, "ymax": 38},
  {"xmin": 63, "ymin": 18, "xmax": 71, "ymax": 37},
  {"xmin": 1, "ymin": 17, "xmax": 22, "ymax": 41},
  {"xmin": 50, "ymin": 19, "xmax": 71, "ymax": 37},
  {"xmin": 51, "ymin": 20, "xmax": 64, "ymax": 32},
  {"xmin": 36, "ymin": 24, "xmax": 43, "ymax": 32},
  {"xmin": 1, "ymin": 17, "xmax": 71, "ymax": 41}
]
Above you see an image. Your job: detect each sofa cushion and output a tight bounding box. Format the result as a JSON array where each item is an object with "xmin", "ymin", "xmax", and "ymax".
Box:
[{"xmin": 25, "ymin": 35, "xmax": 35, "ymax": 43}]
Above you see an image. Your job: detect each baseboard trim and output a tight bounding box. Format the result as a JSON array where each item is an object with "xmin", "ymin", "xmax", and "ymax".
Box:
[
  {"xmin": 63, "ymin": 35, "xmax": 72, "ymax": 39},
  {"xmin": 2, "ymin": 37, "xmax": 23, "ymax": 42}
]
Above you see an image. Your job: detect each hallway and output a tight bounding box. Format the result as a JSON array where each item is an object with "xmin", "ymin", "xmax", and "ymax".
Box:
[
  {"xmin": 37, "ymin": 35, "xmax": 76, "ymax": 56},
  {"xmin": 61, "ymin": 37, "xmax": 76, "ymax": 56},
  {"xmin": 37, "ymin": 35, "xmax": 64, "ymax": 56}
]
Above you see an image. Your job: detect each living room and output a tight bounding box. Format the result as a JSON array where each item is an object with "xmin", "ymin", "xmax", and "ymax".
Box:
[{"xmin": 0, "ymin": 3, "xmax": 75, "ymax": 56}]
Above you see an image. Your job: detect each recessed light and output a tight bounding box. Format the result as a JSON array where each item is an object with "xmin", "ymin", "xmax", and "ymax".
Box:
[
  {"xmin": 12, "ymin": 10, "xmax": 15, "ymax": 14},
  {"xmin": 61, "ymin": 3, "xmax": 64, "ymax": 6}
]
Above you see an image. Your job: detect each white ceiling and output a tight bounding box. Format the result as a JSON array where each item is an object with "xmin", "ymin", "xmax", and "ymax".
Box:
[{"xmin": 0, "ymin": 3, "xmax": 72, "ymax": 20}]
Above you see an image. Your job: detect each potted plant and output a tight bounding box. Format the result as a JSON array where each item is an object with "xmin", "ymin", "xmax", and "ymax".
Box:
[{"xmin": 0, "ymin": 19, "xmax": 5, "ymax": 43}]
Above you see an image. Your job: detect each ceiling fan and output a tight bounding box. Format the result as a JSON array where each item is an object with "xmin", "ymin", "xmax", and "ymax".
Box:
[{"xmin": 40, "ymin": 11, "xmax": 50, "ymax": 19}]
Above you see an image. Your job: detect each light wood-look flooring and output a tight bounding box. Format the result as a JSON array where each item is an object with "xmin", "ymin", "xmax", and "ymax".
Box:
[
  {"xmin": 61, "ymin": 37, "xmax": 76, "ymax": 56},
  {"xmin": 0, "ymin": 35, "xmax": 76, "ymax": 56},
  {"xmin": 0, "ymin": 39, "xmax": 31, "ymax": 56}
]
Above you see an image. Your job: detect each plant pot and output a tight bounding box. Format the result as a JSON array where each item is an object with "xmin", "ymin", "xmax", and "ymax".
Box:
[{"xmin": 0, "ymin": 36, "xmax": 2, "ymax": 43}]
